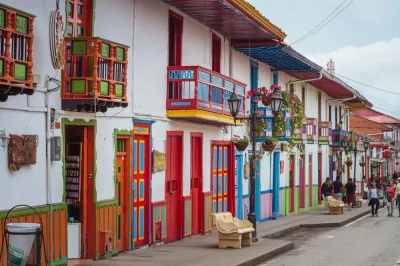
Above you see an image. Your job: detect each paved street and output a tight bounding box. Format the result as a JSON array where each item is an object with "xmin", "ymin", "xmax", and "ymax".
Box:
[{"xmin": 261, "ymin": 207, "xmax": 400, "ymax": 266}]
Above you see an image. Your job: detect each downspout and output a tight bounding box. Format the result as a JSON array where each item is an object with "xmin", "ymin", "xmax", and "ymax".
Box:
[
  {"xmin": 45, "ymin": 90, "xmax": 53, "ymax": 262},
  {"xmin": 131, "ymin": 0, "xmax": 137, "ymax": 115},
  {"xmin": 229, "ymin": 41, "xmax": 234, "ymax": 140}
]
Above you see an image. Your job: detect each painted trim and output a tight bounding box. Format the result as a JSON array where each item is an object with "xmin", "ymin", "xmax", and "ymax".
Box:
[
  {"xmin": 190, "ymin": 132, "xmax": 204, "ymax": 234},
  {"xmin": 166, "ymin": 110, "xmax": 244, "ymax": 125},
  {"xmin": 272, "ymin": 151, "xmax": 280, "ymax": 214},
  {"xmin": 235, "ymin": 154, "xmax": 243, "ymax": 219}
]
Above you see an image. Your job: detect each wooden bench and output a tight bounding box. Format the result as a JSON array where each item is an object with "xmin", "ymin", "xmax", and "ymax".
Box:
[
  {"xmin": 326, "ymin": 196, "xmax": 345, "ymax": 215},
  {"xmin": 212, "ymin": 212, "xmax": 255, "ymax": 249}
]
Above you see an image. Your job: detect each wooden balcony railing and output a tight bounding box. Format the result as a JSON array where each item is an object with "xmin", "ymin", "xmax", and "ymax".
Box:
[
  {"xmin": 292, "ymin": 118, "xmax": 307, "ymax": 145},
  {"xmin": 306, "ymin": 117, "xmax": 317, "ymax": 144},
  {"xmin": 166, "ymin": 66, "xmax": 246, "ymax": 124},
  {"xmin": 62, "ymin": 37, "xmax": 129, "ymax": 112},
  {"xmin": 0, "ymin": 4, "xmax": 35, "ymax": 102},
  {"xmin": 318, "ymin": 121, "xmax": 332, "ymax": 145},
  {"xmin": 331, "ymin": 129, "xmax": 348, "ymax": 148}
]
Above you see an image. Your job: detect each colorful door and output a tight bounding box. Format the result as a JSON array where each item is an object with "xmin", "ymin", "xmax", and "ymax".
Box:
[
  {"xmin": 166, "ymin": 132, "xmax": 183, "ymax": 242},
  {"xmin": 133, "ymin": 131, "xmax": 149, "ymax": 247},
  {"xmin": 190, "ymin": 134, "xmax": 202, "ymax": 235},
  {"xmin": 318, "ymin": 153, "xmax": 322, "ymax": 205},
  {"xmin": 211, "ymin": 143, "xmax": 232, "ymax": 215},
  {"xmin": 309, "ymin": 154, "xmax": 313, "ymax": 208},
  {"xmin": 116, "ymin": 136, "xmax": 129, "ymax": 251},
  {"xmin": 235, "ymin": 154, "xmax": 243, "ymax": 219},
  {"xmin": 299, "ymin": 155, "xmax": 305, "ymax": 209},
  {"xmin": 289, "ymin": 155, "xmax": 295, "ymax": 212}
]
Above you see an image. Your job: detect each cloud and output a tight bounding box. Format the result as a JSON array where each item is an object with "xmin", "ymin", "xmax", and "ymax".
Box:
[{"xmin": 307, "ymin": 38, "xmax": 400, "ymax": 118}]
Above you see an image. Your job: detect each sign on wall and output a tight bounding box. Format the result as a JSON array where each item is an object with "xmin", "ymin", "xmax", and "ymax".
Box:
[
  {"xmin": 49, "ymin": 10, "xmax": 65, "ymax": 69},
  {"xmin": 280, "ymin": 160, "xmax": 284, "ymax": 174},
  {"xmin": 152, "ymin": 150, "xmax": 166, "ymax": 173}
]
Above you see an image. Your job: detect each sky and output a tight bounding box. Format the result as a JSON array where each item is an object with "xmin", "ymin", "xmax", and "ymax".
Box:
[{"xmin": 248, "ymin": 0, "xmax": 400, "ymax": 118}]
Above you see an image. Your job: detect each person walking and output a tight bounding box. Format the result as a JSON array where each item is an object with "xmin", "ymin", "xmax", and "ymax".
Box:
[
  {"xmin": 385, "ymin": 180, "xmax": 396, "ymax": 216},
  {"xmin": 396, "ymin": 179, "xmax": 400, "ymax": 217},
  {"xmin": 333, "ymin": 175, "xmax": 343, "ymax": 201},
  {"xmin": 321, "ymin": 177, "xmax": 333, "ymax": 210},
  {"xmin": 369, "ymin": 184, "xmax": 380, "ymax": 217},
  {"xmin": 393, "ymin": 171, "xmax": 398, "ymax": 182},
  {"xmin": 362, "ymin": 176, "xmax": 369, "ymax": 200},
  {"xmin": 345, "ymin": 178, "xmax": 356, "ymax": 210}
]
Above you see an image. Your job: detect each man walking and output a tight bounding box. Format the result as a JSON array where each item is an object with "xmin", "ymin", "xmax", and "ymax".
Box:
[{"xmin": 333, "ymin": 175, "xmax": 343, "ymax": 201}]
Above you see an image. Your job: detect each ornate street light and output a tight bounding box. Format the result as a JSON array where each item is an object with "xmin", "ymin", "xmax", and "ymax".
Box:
[
  {"xmin": 363, "ymin": 138, "xmax": 370, "ymax": 152},
  {"xmin": 228, "ymin": 87, "xmax": 283, "ymax": 241}
]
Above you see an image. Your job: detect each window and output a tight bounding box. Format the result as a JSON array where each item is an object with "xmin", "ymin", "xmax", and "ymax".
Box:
[
  {"xmin": 168, "ymin": 11, "xmax": 183, "ymax": 67},
  {"xmin": 290, "ymin": 84, "xmax": 294, "ymax": 94},
  {"xmin": 212, "ymin": 34, "xmax": 221, "ymax": 73},
  {"xmin": 318, "ymin": 91, "xmax": 321, "ymax": 122},
  {"xmin": 328, "ymin": 105, "xmax": 332, "ymax": 122},
  {"xmin": 67, "ymin": 0, "xmax": 93, "ymax": 37},
  {"xmin": 339, "ymin": 106, "xmax": 342, "ymax": 122}
]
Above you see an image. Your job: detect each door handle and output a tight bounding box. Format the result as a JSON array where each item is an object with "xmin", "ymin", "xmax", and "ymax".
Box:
[{"xmin": 170, "ymin": 191, "xmax": 175, "ymax": 195}]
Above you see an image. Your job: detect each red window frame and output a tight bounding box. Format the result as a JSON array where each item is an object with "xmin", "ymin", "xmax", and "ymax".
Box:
[
  {"xmin": 212, "ymin": 33, "xmax": 221, "ymax": 73},
  {"xmin": 168, "ymin": 11, "xmax": 183, "ymax": 67},
  {"xmin": 67, "ymin": 0, "xmax": 93, "ymax": 37}
]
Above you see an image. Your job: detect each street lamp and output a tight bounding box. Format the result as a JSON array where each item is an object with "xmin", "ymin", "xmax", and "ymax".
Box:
[{"xmin": 228, "ymin": 88, "xmax": 283, "ymax": 241}]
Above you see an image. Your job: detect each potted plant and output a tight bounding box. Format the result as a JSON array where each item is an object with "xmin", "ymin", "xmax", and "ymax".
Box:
[
  {"xmin": 359, "ymin": 156, "xmax": 366, "ymax": 167},
  {"xmin": 231, "ymin": 135, "xmax": 249, "ymax": 152},
  {"xmin": 345, "ymin": 157, "xmax": 353, "ymax": 167},
  {"xmin": 396, "ymin": 162, "xmax": 399, "ymax": 166},
  {"xmin": 262, "ymin": 138, "xmax": 277, "ymax": 152}
]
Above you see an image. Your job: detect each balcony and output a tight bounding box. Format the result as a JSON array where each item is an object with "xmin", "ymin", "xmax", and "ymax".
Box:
[
  {"xmin": 306, "ymin": 118, "xmax": 317, "ymax": 144},
  {"xmin": 254, "ymin": 107, "xmax": 272, "ymax": 142},
  {"xmin": 331, "ymin": 129, "xmax": 348, "ymax": 149},
  {"xmin": 292, "ymin": 118, "xmax": 307, "ymax": 145},
  {"xmin": 0, "ymin": 4, "xmax": 35, "ymax": 102},
  {"xmin": 62, "ymin": 37, "xmax": 129, "ymax": 112},
  {"xmin": 166, "ymin": 66, "xmax": 246, "ymax": 126},
  {"xmin": 318, "ymin": 121, "xmax": 332, "ymax": 145}
]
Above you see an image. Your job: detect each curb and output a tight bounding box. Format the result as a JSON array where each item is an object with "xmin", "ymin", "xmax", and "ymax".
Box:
[
  {"xmin": 236, "ymin": 242, "xmax": 294, "ymax": 266},
  {"xmin": 301, "ymin": 209, "xmax": 372, "ymax": 228}
]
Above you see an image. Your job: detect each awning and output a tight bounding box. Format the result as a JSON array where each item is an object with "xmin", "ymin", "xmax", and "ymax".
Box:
[
  {"xmin": 233, "ymin": 43, "xmax": 322, "ymax": 72},
  {"xmin": 162, "ymin": 0, "xmax": 286, "ymax": 41}
]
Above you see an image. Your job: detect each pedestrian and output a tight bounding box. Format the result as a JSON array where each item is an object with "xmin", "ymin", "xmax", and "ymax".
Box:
[
  {"xmin": 393, "ymin": 171, "xmax": 398, "ymax": 182},
  {"xmin": 362, "ymin": 176, "xmax": 369, "ymax": 200},
  {"xmin": 333, "ymin": 175, "xmax": 343, "ymax": 201},
  {"xmin": 382, "ymin": 180, "xmax": 389, "ymax": 207},
  {"xmin": 345, "ymin": 178, "xmax": 356, "ymax": 210},
  {"xmin": 396, "ymin": 179, "xmax": 400, "ymax": 217},
  {"xmin": 321, "ymin": 177, "xmax": 333, "ymax": 210},
  {"xmin": 385, "ymin": 180, "xmax": 396, "ymax": 216},
  {"xmin": 368, "ymin": 184, "xmax": 380, "ymax": 217},
  {"xmin": 369, "ymin": 175, "xmax": 376, "ymax": 189}
]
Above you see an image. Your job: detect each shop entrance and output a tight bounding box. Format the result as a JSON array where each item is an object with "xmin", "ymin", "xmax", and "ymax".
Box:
[{"xmin": 64, "ymin": 125, "xmax": 95, "ymax": 259}]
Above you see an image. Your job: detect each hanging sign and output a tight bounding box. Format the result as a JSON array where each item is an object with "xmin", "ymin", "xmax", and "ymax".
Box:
[{"xmin": 49, "ymin": 10, "xmax": 65, "ymax": 69}]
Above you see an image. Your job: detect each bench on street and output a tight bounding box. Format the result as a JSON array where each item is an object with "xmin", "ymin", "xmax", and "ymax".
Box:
[{"xmin": 212, "ymin": 212, "xmax": 255, "ymax": 249}]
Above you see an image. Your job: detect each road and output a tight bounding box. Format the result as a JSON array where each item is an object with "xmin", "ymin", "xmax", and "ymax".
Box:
[{"xmin": 261, "ymin": 207, "xmax": 400, "ymax": 266}]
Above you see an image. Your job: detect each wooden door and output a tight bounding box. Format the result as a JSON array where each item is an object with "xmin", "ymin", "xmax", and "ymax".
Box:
[
  {"xmin": 133, "ymin": 135, "xmax": 149, "ymax": 247},
  {"xmin": 116, "ymin": 136, "xmax": 129, "ymax": 251},
  {"xmin": 190, "ymin": 134, "xmax": 203, "ymax": 235},
  {"xmin": 318, "ymin": 153, "xmax": 322, "ymax": 205},
  {"xmin": 289, "ymin": 155, "xmax": 295, "ymax": 212},
  {"xmin": 300, "ymin": 155, "xmax": 305, "ymax": 209},
  {"xmin": 212, "ymin": 144, "xmax": 230, "ymax": 214},
  {"xmin": 166, "ymin": 133, "xmax": 183, "ymax": 242},
  {"xmin": 309, "ymin": 155, "xmax": 313, "ymax": 207}
]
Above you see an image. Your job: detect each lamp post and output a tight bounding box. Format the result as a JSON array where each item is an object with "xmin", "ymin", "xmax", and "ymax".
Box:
[
  {"xmin": 343, "ymin": 136, "xmax": 370, "ymax": 206},
  {"xmin": 228, "ymin": 89, "xmax": 283, "ymax": 241}
]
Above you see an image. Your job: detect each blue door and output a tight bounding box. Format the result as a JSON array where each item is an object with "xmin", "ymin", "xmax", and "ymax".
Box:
[{"xmin": 235, "ymin": 154, "xmax": 243, "ymax": 219}]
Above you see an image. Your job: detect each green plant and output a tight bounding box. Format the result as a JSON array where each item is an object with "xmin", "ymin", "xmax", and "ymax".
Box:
[{"xmin": 231, "ymin": 134, "xmax": 249, "ymax": 145}]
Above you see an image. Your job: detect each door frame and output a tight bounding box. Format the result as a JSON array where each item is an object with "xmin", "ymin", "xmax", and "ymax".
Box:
[
  {"xmin": 115, "ymin": 133, "xmax": 132, "ymax": 251},
  {"xmin": 166, "ymin": 131, "xmax": 184, "ymax": 242},
  {"xmin": 190, "ymin": 132, "xmax": 203, "ymax": 235},
  {"xmin": 289, "ymin": 154, "xmax": 295, "ymax": 213},
  {"xmin": 235, "ymin": 153, "xmax": 243, "ymax": 219},
  {"xmin": 308, "ymin": 154, "xmax": 313, "ymax": 208},
  {"xmin": 299, "ymin": 154, "xmax": 306, "ymax": 209},
  {"xmin": 210, "ymin": 140, "xmax": 235, "ymax": 216}
]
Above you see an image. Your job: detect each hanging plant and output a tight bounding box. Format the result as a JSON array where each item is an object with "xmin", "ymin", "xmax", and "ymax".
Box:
[
  {"xmin": 359, "ymin": 156, "xmax": 366, "ymax": 167},
  {"xmin": 250, "ymin": 151, "xmax": 265, "ymax": 173},
  {"xmin": 231, "ymin": 134, "xmax": 249, "ymax": 151},
  {"xmin": 396, "ymin": 162, "xmax": 399, "ymax": 166},
  {"xmin": 262, "ymin": 138, "xmax": 277, "ymax": 152},
  {"xmin": 246, "ymin": 84, "xmax": 305, "ymax": 146},
  {"xmin": 345, "ymin": 157, "xmax": 353, "ymax": 166}
]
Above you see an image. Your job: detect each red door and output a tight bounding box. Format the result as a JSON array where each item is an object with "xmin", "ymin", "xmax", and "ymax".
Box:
[
  {"xmin": 133, "ymin": 133, "xmax": 149, "ymax": 247},
  {"xmin": 116, "ymin": 136, "xmax": 129, "ymax": 251},
  {"xmin": 166, "ymin": 132, "xmax": 183, "ymax": 242},
  {"xmin": 318, "ymin": 153, "xmax": 322, "ymax": 205},
  {"xmin": 191, "ymin": 134, "xmax": 203, "ymax": 235},
  {"xmin": 309, "ymin": 155, "xmax": 313, "ymax": 207},
  {"xmin": 300, "ymin": 155, "xmax": 305, "ymax": 209},
  {"xmin": 211, "ymin": 142, "xmax": 234, "ymax": 217},
  {"xmin": 289, "ymin": 155, "xmax": 295, "ymax": 212}
]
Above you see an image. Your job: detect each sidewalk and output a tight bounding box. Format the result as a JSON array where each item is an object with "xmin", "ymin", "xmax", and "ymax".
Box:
[{"xmin": 70, "ymin": 204, "xmax": 372, "ymax": 266}]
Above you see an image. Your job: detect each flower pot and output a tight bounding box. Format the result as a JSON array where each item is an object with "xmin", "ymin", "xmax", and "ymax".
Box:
[
  {"xmin": 262, "ymin": 98, "xmax": 271, "ymax": 106},
  {"xmin": 345, "ymin": 161, "xmax": 353, "ymax": 167},
  {"xmin": 234, "ymin": 141, "xmax": 249, "ymax": 152},
  {"xmin": 359, "ymin": 162, "xmax": 366, "ymax": 167},
  {"xmin": 396, "ymin": 162, "xmax": 399, "ymax": 166},
  {"xmin": 262, "ymin": 141, "xmax": 276, "ymax": 152}
]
